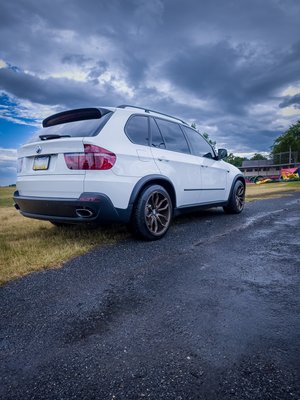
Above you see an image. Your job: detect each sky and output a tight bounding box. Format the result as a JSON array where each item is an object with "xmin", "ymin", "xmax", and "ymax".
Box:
[{"xmin": 0, "ymin": 0, "xmax": 300, "ymax": 186}]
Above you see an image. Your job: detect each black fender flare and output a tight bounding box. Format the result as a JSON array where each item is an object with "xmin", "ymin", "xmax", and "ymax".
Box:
[
  {"xmin": 128, "ymin": 174, "xmax": 177, "ymax": 209},
  {"xmin": 227, "ymin": 174, "xmax": 246, "ymax": 203}
]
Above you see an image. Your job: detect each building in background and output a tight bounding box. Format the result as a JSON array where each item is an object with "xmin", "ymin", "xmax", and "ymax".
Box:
[{"xmin": 239, "ymin": 151, "xmax": 299, "ymax": 179}]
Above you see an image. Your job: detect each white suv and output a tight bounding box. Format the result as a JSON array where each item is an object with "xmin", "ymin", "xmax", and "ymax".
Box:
[{"xmin": 14, "ymin": 105, "xmax": 245, "ymax": 240}]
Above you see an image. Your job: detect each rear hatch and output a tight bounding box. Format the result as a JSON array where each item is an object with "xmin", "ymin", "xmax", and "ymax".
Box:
[{"xmin": 17, "ymin": 108, "xmax": 113, "ymax": 198}]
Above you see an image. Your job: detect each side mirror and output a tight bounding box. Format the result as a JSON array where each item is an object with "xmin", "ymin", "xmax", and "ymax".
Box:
[{"xmin": 218, "ymin": 148, "xmax": 228, "ymax": 160}]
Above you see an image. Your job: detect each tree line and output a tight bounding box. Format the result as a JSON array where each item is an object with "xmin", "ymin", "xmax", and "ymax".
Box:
[{"xmin": 194, "ymin": 120, "xmax": 300, "ymax": 168}]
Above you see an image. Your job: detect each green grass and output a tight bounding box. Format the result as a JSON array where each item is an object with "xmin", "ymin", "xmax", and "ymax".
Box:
[
  {"xmin": 1, "ymin": 181, "xmax": 300, "ymax": 284},
  {"xmin": 246, "ymin": 181, "xmax": 300, "ymax": 201}
]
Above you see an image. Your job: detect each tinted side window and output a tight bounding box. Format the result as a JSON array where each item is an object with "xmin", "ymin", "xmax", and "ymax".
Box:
[
  {"xmin": 125, "ymin": 115, "xmax": 149, "ymax": 146},
  {"xmin": 149, "ymin": 118, "xmax": 165, "ymax": 148},
  {"xmin": 182, "ymin": 126, "xmax": 214, "ymax": 158},
  {"xmin": 155, "ymin": 119, "xmax": 190, "ymax": 154}
]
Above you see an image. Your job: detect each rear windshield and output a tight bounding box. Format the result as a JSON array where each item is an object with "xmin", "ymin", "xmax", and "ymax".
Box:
[{"xmin": 27, "ymin": 112, "xmax": 113, "ymax": 143}]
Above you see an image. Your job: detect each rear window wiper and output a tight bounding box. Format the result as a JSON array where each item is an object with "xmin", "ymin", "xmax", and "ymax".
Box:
[{"xmin": 39, "ymin": 134, "xmax": 71, "ymax": 141}]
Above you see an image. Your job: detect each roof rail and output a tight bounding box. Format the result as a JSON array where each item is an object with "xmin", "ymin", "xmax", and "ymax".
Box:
[{"xmin": 117, "ymin": 104, "xmax": 188, "ymax": 125}]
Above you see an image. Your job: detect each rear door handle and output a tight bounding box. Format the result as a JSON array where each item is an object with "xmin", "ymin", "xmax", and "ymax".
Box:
[{"xmin": 157, "ymin": 157, "xmax": 169, "ymax": 162}]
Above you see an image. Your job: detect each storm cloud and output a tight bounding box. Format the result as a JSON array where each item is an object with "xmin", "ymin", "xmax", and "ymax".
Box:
[
  {"xmin": 279, "ymin": 93, "xmax": 300, "ymax": 109},
  {"xmin": 0, "ymin": 0, "xmax": 300, "ymax": 159}
]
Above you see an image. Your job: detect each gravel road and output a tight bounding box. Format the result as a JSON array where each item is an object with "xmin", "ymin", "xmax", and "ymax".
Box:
[{"xmin": 1, "ymin": 193, "xmax": 299, "ymax": 399}]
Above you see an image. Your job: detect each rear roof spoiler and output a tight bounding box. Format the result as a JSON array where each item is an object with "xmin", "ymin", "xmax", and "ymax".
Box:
[{"xmin": 42, "ymin": 108, "xmax": 110, "ymax": 128}]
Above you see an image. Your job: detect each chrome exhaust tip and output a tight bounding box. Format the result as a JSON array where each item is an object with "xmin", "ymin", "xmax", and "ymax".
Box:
[{"xmin": 75, "ymin": 208, "xmax": 94, "ymax": 218}]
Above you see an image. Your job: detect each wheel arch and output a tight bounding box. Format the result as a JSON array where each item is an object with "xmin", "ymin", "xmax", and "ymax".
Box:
[
  {"xmin": 227, "ymin": 174, "xmax": 246, "ymax": 202},
  {"xmin": 129, "ymin": 175, "xmax": 177, "ymax": 211}
]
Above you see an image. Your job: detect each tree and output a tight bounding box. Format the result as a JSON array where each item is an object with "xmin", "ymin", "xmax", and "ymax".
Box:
[
  {"xmin": 225, "ymin": 153, "xmax": 248, "ymax": 168},
  {"xmin": 250, "ymin": 153, "xmax": 267, "ymax": 161},
  {"xmin": 271, "ymin": 120, "xmax": 300, "ymax": 158}
]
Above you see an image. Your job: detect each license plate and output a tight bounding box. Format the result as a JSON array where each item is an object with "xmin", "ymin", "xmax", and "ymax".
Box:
[{"xmin": 33, "ymin": 156, "xmax": 50, "ymax": 170}]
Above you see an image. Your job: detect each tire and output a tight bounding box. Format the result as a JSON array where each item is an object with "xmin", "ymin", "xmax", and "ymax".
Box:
[
  {"xmin": 131, "ymin": 185, "xmax": 173, "ymax": 240},
  {"xmin": 223, "ymin": 180, "xmax": 245, "ymax": 214}
]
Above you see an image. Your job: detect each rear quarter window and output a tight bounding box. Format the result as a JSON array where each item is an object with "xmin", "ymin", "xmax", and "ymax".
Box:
[{"xmin": 125, "ymin": 115, "xmax": 149, "ymax": 146}]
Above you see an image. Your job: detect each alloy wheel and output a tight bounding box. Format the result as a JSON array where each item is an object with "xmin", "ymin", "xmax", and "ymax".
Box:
[
  {"xmin": 145, "ymin": 191, "xmax": 171, "ymax": 236},
  {"xmin": 235, "ymin": 184, "xmax": 245, "ymax": 211}
]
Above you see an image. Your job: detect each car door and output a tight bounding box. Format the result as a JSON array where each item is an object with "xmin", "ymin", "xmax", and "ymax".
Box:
[
  {"xmin": 149, "ymin": 117, "xmax": 203, "ymax": 207},
  {"xmin": 182, "ymin": 126, "xmax": 228, "ymax": 203}
]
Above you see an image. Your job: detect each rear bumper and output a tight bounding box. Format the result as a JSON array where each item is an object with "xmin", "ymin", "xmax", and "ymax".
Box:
[{"xmin": 13, "ymin": 191, "xmax": 131, "ymax": 224}]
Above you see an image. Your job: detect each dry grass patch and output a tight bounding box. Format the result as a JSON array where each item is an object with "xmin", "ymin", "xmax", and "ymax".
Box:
[
  {"xmin": 0, "ymin": 186, "xmax": 15, "ymax": 207},
  {"xmin": 0, "ymin": 206, "xmax": 127, "ymax": 284}
]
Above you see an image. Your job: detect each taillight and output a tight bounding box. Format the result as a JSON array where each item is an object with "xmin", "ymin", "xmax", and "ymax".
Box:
[
  {"xmin": 64, "ymin": 144, "xmax": 116, "ymax": 170},
  {"xmin": 17, "ymin": 158, "xmax": 23, "ymax": 173}
]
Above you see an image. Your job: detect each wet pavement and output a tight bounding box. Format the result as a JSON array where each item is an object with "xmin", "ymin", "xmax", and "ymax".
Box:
[{"xmin": 0, "ymin": 193, "xmax": 299, "ymax": 399}]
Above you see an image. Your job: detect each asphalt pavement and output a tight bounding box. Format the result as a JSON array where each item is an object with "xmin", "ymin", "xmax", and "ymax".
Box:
[{"xmin": 1, "ymin": 192, "xmax": 299, "ymax": 400}]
